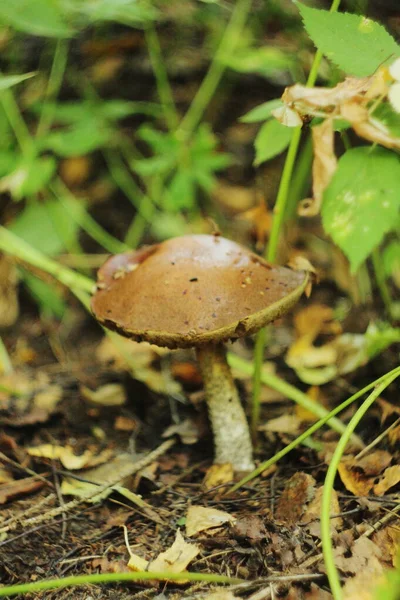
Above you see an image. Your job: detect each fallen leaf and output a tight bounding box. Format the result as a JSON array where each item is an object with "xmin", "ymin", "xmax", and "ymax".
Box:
[
  {"xmin": 237, "ymin": 201, "xmax": 272, "ymax": 249},
  {"xmin": 232, "ymin": 515, "xmax": 267, "ymax": 542},
  {"xmin": 356, "ymin": 450, "xmax": 392, "ymax": 477},
  {"xmin": 81, "ymin": 383, "xmax": 127, "ymax": 406},
  {"xmin": 114, "ymin": 416, "xmax": 138, "ymax": 431},
  {"xmin": 127, "ymin": 530, "xmax": 200, "ymax": 582},
  {"xmin": 276, "ymin": 472, "xmax": 316, "ymax": 524},
  {"xmin": 0, "ymin": 476, "xmax": 44, "ymax": 504},
  {"xmin": 338, "ymin": 461, "xmax": 375, "ymax": 496},
  {"xmin": 212, "ymin": 180, "xmax": 255, "ymax": 214},
  {"xmin": 28, "ymin": 444, "xmax": 114, "ymax": 470},
  {"xmin": 301, "ymin": 486, "xmax": 342, "ymax": 537},
  {"xmin": 91, "ymin": 557, "xmax": 130, "ymax": 574},
  {"xmin": 162, "ymin": 418, "xmax": 200, "ymax": 445},
  {"xmin": 0, "ymin": 370, "xmax": 62, "ymax": 426},
  {"xmin": 372, "ymin": 524, "xmax": 400, "ymax": 568},
  {"xmin": 186, "ymin": 505, "xmax": 236, "ymax": 537},
  {"xmin": 335, "ymin": 536, "xmax": 382, "ymax": 576},
  {"xmin": 260, "ymin": 414, "xmax": 301, "ymax": 435},
  {"xmin": 374, "ymin": 465, "xmax": 400, "ymax": 495},
  {"xmin": 202, "ymin": 592, "xmax": 240, "ymax": 600},
  {"xmin": 202, "ymin": 463, "xmax": 234, "ymax": 491}
]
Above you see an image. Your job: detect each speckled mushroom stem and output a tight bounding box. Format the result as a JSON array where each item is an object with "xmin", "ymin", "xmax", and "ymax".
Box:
[{"xmin": 196, "ymin": 343, "xmax": 255, "ymax": 472}]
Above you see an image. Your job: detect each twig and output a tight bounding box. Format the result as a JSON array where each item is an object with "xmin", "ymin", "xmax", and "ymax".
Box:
[{"xmin": 0, "ymin": 439, "xmax": 175, "ymax": 536}]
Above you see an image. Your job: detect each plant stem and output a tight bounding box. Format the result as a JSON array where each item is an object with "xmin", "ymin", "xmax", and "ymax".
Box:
[
  {"xmin": 52, "ymin": 180, "xmax": 129, "ymax": 254},
  {"xmin": 371, "ymin": 247, "xmax": 393, "ymax": 319},
  {"xmin": 251, "ymin": 0, "xmax": 342, "ymax": 434},
  {"xmin": 229, "ymin": 365, "xmax": 400, "ymax": 493},
  {"xmin": 229, "ymin": 354, "xmax": 355, "ymax": 438},
  {"xmin": 36, "ymin": 39, "xmax": 69, "ymax": 138},
  {"xmin": 0, "ymin": 570, "xmax": 241, "ymax": 598},
  {"xmin": 177, "ymin": 0, "xmax": 252, "ymax": 139},
  {"xmin": 145, "ymin": 25, "xmax": 179, "ymax": 132},
  {"xmin": 321, "ymin": 368, "xmax": 400, "ymax": 600},
  {"xmin": 103, "ymin": 149, "xmax": 156, "ymax": 223},
  {"xmin": 0, "ymin": 227, "xmax": 93, "ymax": 294},
  {"xmin": 0, "ymin": 87, "xmax": 34, "ymax": 158}
]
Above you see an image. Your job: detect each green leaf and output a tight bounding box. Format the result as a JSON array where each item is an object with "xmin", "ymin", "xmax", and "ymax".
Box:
[
  {"xmin": 224, "ymin": 47, "xmax": 296, "ymax": 79},
  {"xmin": 0, "ymin": 0, "xmax": 74, "ymax": 38},
  {"xmin": 297, "ymin": 3, "xmax": 400, "ymax": 76},
  {"xmin": 1, "ymin": 156, "xmax": 56, "ymax": 200},
  {"xmin": 240, "ymin": 99, "xmax": 283, "ymax": 123},
  {"xmin": 80, "ymin": 0, "xmax": 157, "ymax": 27},
  {"xmin": 322, "ymin": 147, "xmax": 400, "ymax": 272},
  {"xmin": 254, "ymin": 119, "xmax": 293, "ymax": 165},
  {"xmin": 10, "ymin": 199, "xmax": 79, "ymax": 256},
  {"xmin": 165, "ymin": 169, "xmax": 196, "ymax": 211},
  {"xmin": 42, "ymin": 120, "xmax": 111, "ymax": 156},
  {"xmin": 0, "ymin": 72, "xmax": 35, "ymax": 91},
  {"xmin": 365, "ymin": 322, "xmax": 400, "ymax": 359}
]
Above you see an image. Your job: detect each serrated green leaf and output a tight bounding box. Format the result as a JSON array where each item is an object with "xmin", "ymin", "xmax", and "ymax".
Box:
[
  {"xmin": 297, "ymin": 3, "xmax": 400, "ymax": 76},
  {"xmin": 254, "ymin": 119, "xmax": 293, "ymax": 165},
  {"xmin": 240, "ymin": 99, "xmax": 283, "ymax": 123},
  {"xmin": 0, "ymin": 72, "xmax": 35, "ymax": 91},
  {"xmin": 165, "ymin": 169, "xmax": 196, "ymax": 211},
  {"xmin": 322, "ymin": 147, "xmax": 400, "ymax": 272},
  {"xmin": 10, "ymin": 199, "xmax": 79, "ymax": 256},
  {"xmin": 0, "ymin": 0, "xmax": 74, "ymax": 38},
  {"xmin": 42, "ymin": 120, "xmax": 111, "ymax": 156},
  {"xmin": 365, "ymin": 322, "xmax": 400, "ymax": 359}
]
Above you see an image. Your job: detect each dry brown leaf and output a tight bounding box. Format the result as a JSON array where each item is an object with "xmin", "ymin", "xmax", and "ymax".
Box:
[
  {"xmin": 162, "ymin": 418, "xmax": 200, "ymax": 445},
  {"xmin": 237, "ymin": 201, "xmax": 272, "ymax": 249},
  {"xmin": 298, "ymin": 118, "xmax": 337, "ymax": 217},
  {"xmin": 374, "ymin": 465, "xmax": 400, "ymax": 495},
  {"xmin": 356, "ymin": 450, "xmax": 392, "ymax": 477},
  {"xmin": 202, "ymin": 463, "xmax": 234, "ymax": 491},
  {"xmin": 0, "ymin": 476, "xmax": 44, "ymax": 504},
  {"xmin": 186, "ymin": 505, "xmax": 236, "ymax": 537},
  {"xmin": 28, "ymin": 444, "xmax": 114, "ymax": 470},
  {"xmin": 335, "ymin": 536, "xmax": 382, "ymax": 575},
  {"xmin": 372, "ymin": 524, "xmax": 400, "ymax": 568},
  {"xmin": 232, "ymin": 515, "xmax": 267, "ymax": 542},
  {"xmin": 203, "ymin": 591, "xmax": 240, "ymax": 600},
  {"xmin": 0, "ymin": 467, "xmax": 13, "ymax": 484},
  {"xmin": 338, "ymin": 461, "xmax": 375, "ymax": 496},
  {"xmin": 282, "ymin": 77, "xmax": 374, "ymax": 112},
  {"xmin": 114, "ymin": 416, "xmax": 138, "ymax": 431},
  {"xmin": 388, "ymin": 424, "xmax": 400, "ymax": 446},
  {"xmin": 275, "ymin": 472, "xmax": 316, "ymax": 524},
  {"xmin": 301, "ymin": 486, "xmax": 342, "ymax": 537},
  {"xmin": 212, "ymin": 180, "xmax": 255, "ymax": 214},
  {"xmin": 127, "ymin": 530, "xmax": 200, "ymax": 582},
  {"xmin": 296, "ymin": 386, "xmax": 327, "ymax": 423},
  {"xmin": 81, "ymin": 383, "xmax": 127, "ymax": 406},
  {"xmin": 260, "ymin": 414, "xmax": 301, "ymax": 435}
]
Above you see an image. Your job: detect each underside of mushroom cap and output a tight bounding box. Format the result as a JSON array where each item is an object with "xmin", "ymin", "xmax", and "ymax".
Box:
[{"xmin": 91, "ymin": 234, "xmax": 308, "ymax": 349}]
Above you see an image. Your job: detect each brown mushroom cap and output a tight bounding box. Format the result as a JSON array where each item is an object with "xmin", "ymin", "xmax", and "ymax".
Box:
[{"xmin": 91, "ymin": 234, "xmax": 308, "ymax": 349}]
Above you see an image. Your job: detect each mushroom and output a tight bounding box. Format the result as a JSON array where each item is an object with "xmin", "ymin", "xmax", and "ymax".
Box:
[{"xmin": 91, "ymin": 234, "xmax": 308, "ymax": 472}]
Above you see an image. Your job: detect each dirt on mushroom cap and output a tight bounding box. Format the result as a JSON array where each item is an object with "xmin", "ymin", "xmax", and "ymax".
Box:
[{"xmin": 91, "ymin": 234, "xmax": 308, "ymax": 349}]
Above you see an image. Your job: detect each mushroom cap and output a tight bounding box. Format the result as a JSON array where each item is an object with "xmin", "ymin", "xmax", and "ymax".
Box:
[{"xmin": 91, "ymin": 234, "xmax": 308, "ymax": 349}]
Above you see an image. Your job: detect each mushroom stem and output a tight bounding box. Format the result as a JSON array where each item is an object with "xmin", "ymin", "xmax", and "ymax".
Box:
[{"xmin": 196, "ymin": 343, "xmax": 255, "ymax": 472}]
